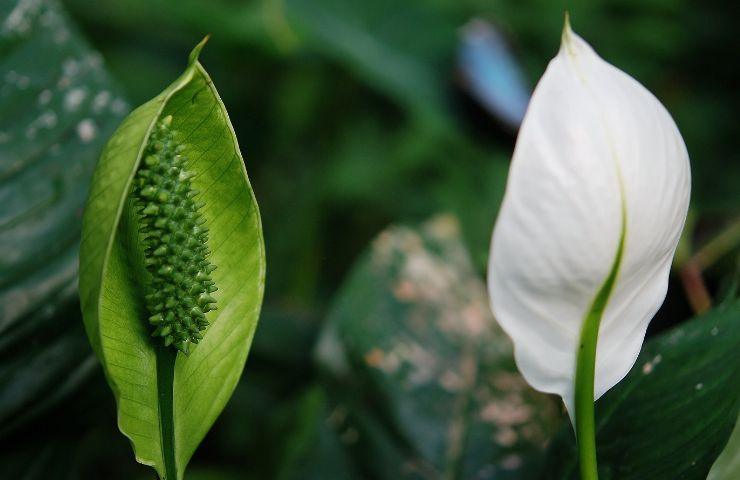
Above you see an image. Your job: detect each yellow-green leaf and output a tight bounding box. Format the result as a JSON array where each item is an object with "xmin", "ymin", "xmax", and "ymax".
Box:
[{"xmin": 78, "ymin": 38, "xmax": 265, "ymax": 480}]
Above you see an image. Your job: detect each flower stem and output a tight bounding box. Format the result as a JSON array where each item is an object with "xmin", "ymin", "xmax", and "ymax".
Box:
[
  {"xmin": 574, "ymin": 206, "xmax": 625, "ymax": 480},
  {"xmin": 575, "ymin": 317, "xmax": 599, "ymax": 480},
  {"xmin": 156, "ymin": 345, "xmax": 177, "ymax": 479}
]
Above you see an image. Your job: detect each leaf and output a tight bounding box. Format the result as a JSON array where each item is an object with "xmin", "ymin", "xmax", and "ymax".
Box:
[
  {"xmin": 543, "ymin": 299, "xmax": 740, "ymax": 479},
  {"xmin": 708, "ymin": 410, "xmax": 740, "ymax": 480},
  {"xmin": 316, "ymin": 215, "xmax": 561, "ymax": 479},
  {"xmin": 488, "ymin": 19, "xmax": 691, "ymax": 417},
  {"xmin": 284, "ymin": 0, "xmax": 458, "ymax": 122},
  {"xmin": 0, "ymin": 373, "xmax": 144, "ymax": 480},
  {"xmin": 79, "ymin": 39, "xmax": 265, "ymax": 479},
  {"xmin": 0, "ymin": 433, "xmax": 77, "ymax": 480},
  {"xmin": 276, "ymin": 386, "xmax": 358, "ymax": 480},
  {"xmin": 0, "ymin": 298, "xmax": 97, "ymax": 438},
  {"xmin": 0, "ymin": 0, "xmax": 128, "ymax": 431}
]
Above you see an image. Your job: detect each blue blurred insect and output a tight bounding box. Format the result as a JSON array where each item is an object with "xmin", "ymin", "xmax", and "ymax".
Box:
[{"xmin": 457, "ymin": 20, "xmax": 530, "ymax": 131}]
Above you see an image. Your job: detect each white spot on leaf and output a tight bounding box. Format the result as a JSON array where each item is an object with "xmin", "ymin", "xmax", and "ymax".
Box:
[
  {"xmin": 64, "ymin": 88, "xmax": 87, "ymax": 111},
  {"xmin": 111, "ymin": 98, "xmax": 128, "ymax": 114},
  {"xmin": 501, "ymin": 454, "xmax": 522, "ymax": 470},
  {"xmin": 62, "ymin": 58, "xmax": 80, "ymax": 77},
  {"xmin": 495, "ymin": 427, "xmax": 518, "ymax": 447},
  {"xmin": 16, "ymin": 75, "xmax": 30, "ymax": 89},
  {"xmin": 642, "ymin": 354, "xmax": 662, "ymax": 375},
  {"xmin": 38, "ymin": 89, "xmax": 52, "ymax": 105},
  {"xmin": 2, "ymin": 0, "xmax": 42, "ymax": 36},
  {"xmin": 93, "ymin": 90, "xmax": 111, "ymax": 112},
  {"xmin": 76, "ymin": 119, "xmax": 96, "ymax": 143}
]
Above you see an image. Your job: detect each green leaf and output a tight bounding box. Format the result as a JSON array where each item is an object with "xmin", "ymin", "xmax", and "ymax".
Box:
[
  {"xmin": 0, "ymin": 298, "xmax": 96, "ymax": 438},
  {"xmin": 543, "ymin": 299, "xmax": 740, "ymax": 479},
  {"xmin": 0, "ymin": 0, "xmax": 129, "ymax": 324},
  {"xmin": 284, "ymin": 0, "xmax": 458, "ymax": 123},
  {"xmin": 79, "ymin": 39, "xmax": 265, "ymax": 479},
  {"xmin": 276, "ymin": 386, "xmax": 358, "ymax": 480},
  {"xmin": 316, "ymin": 215, "xmax": 561, "ymax": 479},
  {"xmin": 708, "ymin": 410, "xmax": 740, "ymax": 480},
  {"xmin": 0, "ymin": 0, "xmax": 128, "ymax": 431}
]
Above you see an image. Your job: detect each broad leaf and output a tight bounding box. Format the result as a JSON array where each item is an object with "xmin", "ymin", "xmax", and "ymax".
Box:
[
  {"xmin": 708, "ymin": 410, "xmax": 740, "ymax": 480},
  {"xmin": 79, "ymin": 39, "xmax": 265, "ymax": 479},
  {"xmin": 0, "ymin": 0, "xmax": 128, "ymax": 431},
  {"xmin": 0, "ymin": 374, "xmax": 145, "ymax": 480},
  {"xmin": 0, "ymin": 298, "xmax": 96, "ymax": 438},
  {"xmin": 316, "ymin": 215, "xmax": 561, "ymax": 479},
  {"xmin": 276, "ymin": 387, "xmax": 358, "ymax": 480},
  {"xmin": 543, "ymin": 299, "xmax": 740, "ymax": 479}
]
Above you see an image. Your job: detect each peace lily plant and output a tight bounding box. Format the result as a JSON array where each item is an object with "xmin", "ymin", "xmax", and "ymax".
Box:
[
  {"xmin": 79, "ymin": 39, "xmax": 265, "ymax": 480},
  {"xmin": 487, "ymin": 16, "xmax": 691, "ymax": 480}
]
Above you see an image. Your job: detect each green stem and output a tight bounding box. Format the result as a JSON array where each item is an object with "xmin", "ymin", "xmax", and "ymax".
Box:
[
  {"xmin": 575, "ymin": 315, "xmax": 600, "ymax": 480},
  {"xmin": 156, "ymin": 345, "xmax": 177, "ymax": 480},
  {"xmin": 574, "ymin": 209, "xmax": 626, "ymax": 480},
  {"xmin": 693, "ymin": 216, "xmax": 740, "ymax": 270}
]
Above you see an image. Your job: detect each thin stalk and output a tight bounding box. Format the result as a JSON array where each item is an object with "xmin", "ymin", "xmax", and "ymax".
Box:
[
  {"xmin": 575, "ymin": 314, "xmax": 600, "ymax": 480},
  {"xmin": 679, "ymin": 261, "xmax": 712, "ymax": 314},
  {"xmin": 677, "ymin": 216, "xmax": 740, "ymax": 314},
  {"xmin": 574, "ymin": 205, "xmax": 626, "ymax": 480},
  {"xmin": 693, "ymin": 216, "xmax": 740, "ymax": 270},
  {"xmin": 156, "ymin": 346, "xmax": 177, "ymax": 480}
]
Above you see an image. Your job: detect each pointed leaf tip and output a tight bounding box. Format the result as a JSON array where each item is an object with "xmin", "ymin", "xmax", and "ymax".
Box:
[
  {"xmin": 80, "ymin": 33, "xmax": 265, "ymax": 479},
  {"xmin": 488, "ymin": 22, "xmax": 690, "ymax": 420},
  {"xmin": 188, "ymin": 35, "xmax": 210, "ymax": 65},
  {"xmin": 561, "ymin": 12, "xmax": 575, "ymax": 52}
]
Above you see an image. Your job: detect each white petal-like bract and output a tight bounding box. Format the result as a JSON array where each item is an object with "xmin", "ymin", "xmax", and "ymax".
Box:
[{"xmin": 487, "ymin": 23, "xmax": 690, "ymax": 417}]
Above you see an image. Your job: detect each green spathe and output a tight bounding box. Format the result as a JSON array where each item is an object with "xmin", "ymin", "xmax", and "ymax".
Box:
[{"xmin": 79, "ymin": 38, "xmax": 265, "ymax": 480}]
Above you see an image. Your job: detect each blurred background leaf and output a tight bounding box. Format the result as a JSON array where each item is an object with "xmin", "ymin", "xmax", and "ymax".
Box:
[
  {"xmin": 312, "ymin": 215, "xmax": 561, "ymax": 479},
  {"xmin": 0, "ymin": 0, "xmax": 128, "ymax": 436},
  {"xmin": 708, "ymin": 411, "xmax": 740, "ymax": 480}
]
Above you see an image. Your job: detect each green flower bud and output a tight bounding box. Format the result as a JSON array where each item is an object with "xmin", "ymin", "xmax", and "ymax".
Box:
[{"xmin": 129, "ymin": 116, "xmax": 218, "ymax": 354}]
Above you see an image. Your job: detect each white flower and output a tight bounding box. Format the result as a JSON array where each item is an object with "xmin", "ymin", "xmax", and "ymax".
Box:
[{"xmin": 487, "ymin": 21, "xmax": 691, "ymax": 418}]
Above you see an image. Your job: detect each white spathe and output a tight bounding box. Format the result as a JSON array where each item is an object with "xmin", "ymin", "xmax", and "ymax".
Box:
[{"xmin": 487, "ymin": 23, "xmax": 691, "ymax": 417}]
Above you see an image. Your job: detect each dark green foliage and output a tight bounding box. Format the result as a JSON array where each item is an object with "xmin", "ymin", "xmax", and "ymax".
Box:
[
  {"xmin": 313, "ymin": 216, "xmax": 562, "ymax": 479},
  {"xmin": 0, "ymin": 0, "xmax": 127, "ymax": 437},
  {"xmin": 130, "ymin": 116, "xmax": 218, "ymax": 354},
  {"xmin": 543, "ymin": 300, "xmax": 740, "ymax": 479}
]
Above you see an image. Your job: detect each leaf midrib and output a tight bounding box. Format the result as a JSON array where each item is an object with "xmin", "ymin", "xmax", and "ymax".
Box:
[
  {"xmin": 156, "ymin": 346, "xmax": 177, "ymax": 480},
  {"xmin": 95, "ymin": 66, "xmax": 196, "ymax": 478}
]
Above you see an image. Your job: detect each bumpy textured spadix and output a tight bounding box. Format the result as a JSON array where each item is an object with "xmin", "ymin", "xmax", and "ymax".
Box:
[
  {"xmin": 487, "ymin": 24, "xmax": 691, "ymax": 417},
  {"xmin": 79, "ymin": 38, "xmax": 265, "ymax": 480},
  {"xmin": 131, "ymin": 115, "xmax": 217, "ymax": 355}
]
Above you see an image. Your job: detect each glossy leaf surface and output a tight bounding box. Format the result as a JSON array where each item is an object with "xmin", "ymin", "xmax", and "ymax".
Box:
[
  {"xmin": 707, "ymin": 410, "xmax": 740, "ymax": 480},
  {"xmin": 543, "ymin": 299, "xmax": 740, "ymax": 479},
  {"xmin": 317, "ymin": 215, "xmax": 561, "ymax": 479},
  {"xmin": 0, "ymin": 0, "xmax": 128, "ymax": 432}
]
